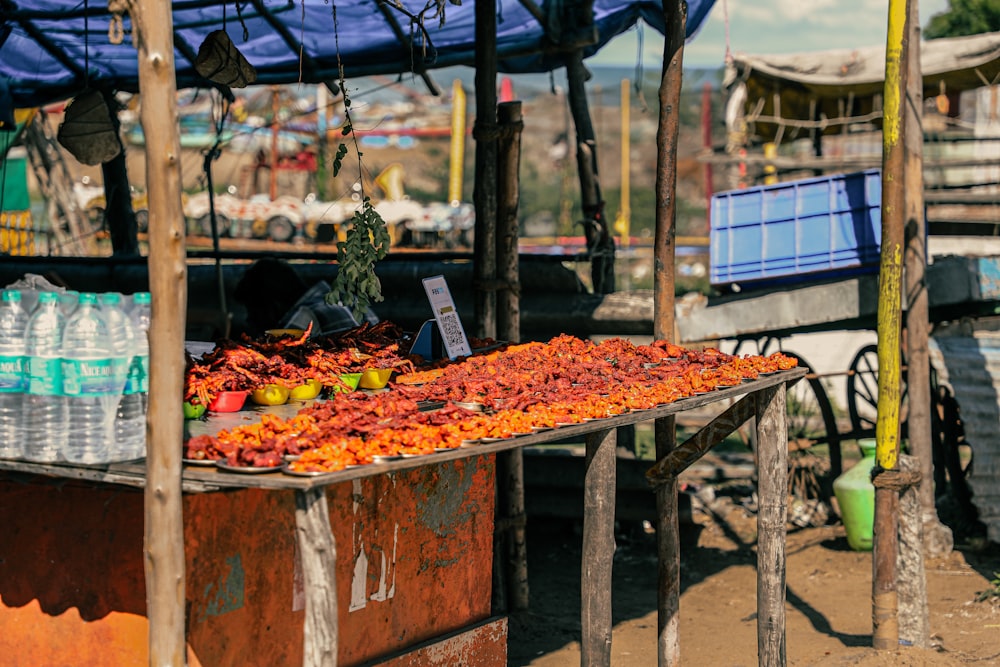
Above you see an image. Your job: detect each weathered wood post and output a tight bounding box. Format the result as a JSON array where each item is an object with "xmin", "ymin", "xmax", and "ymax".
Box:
[
  {"xmin": 582, "ymin": 427, "xmax": 617, "ymax": 667},
  {"xmin": 132, "ymin": 0, "xmax": 188, "ymax": 663},
  {"xmin": 473, "ymin": 0, "xmax": 498, "ymax": 340},
  {"xmin": 654, "ymin": 0, "xmax": 685, "ymax": 664},
  {"xmin": 755, "ymin": 384, "xmax": 788, "ymax": 666},
  {"xmin": 496, "ymin": 100, "xmax": 529, "ymax": 611}
]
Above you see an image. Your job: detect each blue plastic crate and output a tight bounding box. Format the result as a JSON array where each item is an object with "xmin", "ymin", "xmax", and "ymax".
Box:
[{"xmin": 710, "ymin": 169, "xmax": 882, "ymax": 288}]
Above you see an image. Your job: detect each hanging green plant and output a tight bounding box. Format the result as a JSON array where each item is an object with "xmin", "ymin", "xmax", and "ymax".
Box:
[{"xmin": 322, "ymin": 4, "xmax": 392, "ymax": 321}]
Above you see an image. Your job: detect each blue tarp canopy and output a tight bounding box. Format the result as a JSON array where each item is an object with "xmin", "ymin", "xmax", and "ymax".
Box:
[{"xmin": 0, "ymin": 0, "xmax": 714, "ymax": 108}]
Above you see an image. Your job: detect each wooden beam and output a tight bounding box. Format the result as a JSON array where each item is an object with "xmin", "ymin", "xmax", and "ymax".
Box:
[
  {"xmin": 582, "ymin": 427, "xmax": 617, "ymax": 667},
  {"xmin": 295, "ymin": 488, "xmax": 338, "ymax": 667},
  {"xmin": 646, "ymin": 394, "xmax": 754, "ymax": 485},
  {"xmin": 133, "ymin": 0, "xmax": 188, "ymax": 663}
]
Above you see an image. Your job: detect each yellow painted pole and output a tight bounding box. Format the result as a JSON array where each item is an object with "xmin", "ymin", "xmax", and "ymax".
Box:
[
  {"xmin": 449, "ymin": 79, "xmax": 467, "ymax": 205},
  {"xmin": 873, "ymin": 0, "xmax": 909, "ymax": 651},
  {"xmin": 617, "ymin": 78, "xmax": 631, "ymax": 249}
]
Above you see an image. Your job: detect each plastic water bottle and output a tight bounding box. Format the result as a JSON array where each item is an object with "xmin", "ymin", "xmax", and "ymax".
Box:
[
  {"xmin": 62, "ymin": 292, "xmax": 116, "ymax": 465},
  {"xmin": 24, "ymin": 291, "xmax": 67, "ymax": 462},
  {"xmin": 126, "ymin": 291, "xmax": 151, "ymax": 459},
  {"xmin": 101, "ymin": 292, "xmax": 142, "ymax": 461},
  {"xmin": 60, "ymin": 290, "xmax": 80, "ymax": 318},
  {"xmin": 0, "ymin": 290, "xmax": 28, "ymax": 458}
]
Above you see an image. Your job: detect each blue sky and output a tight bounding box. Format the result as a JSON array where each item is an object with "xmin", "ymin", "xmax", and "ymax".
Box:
[{"xmin": 592, "ymin": 0, "xmax": 951, "ymax": 68}]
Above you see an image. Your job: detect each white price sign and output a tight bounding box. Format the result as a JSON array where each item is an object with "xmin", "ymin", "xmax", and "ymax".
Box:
[{"xmin": 421, "ymin": 275, "xmax": 472, "ymax": 359}]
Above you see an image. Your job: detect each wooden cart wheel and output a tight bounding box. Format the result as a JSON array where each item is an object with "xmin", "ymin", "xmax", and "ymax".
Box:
[
  {"xmin": 847, "ymin": 344, "xmax": 908, "ymax": 439},
  {"xmin": 781, "ymin": 351, "xmax": 843, "ymax": 476}
]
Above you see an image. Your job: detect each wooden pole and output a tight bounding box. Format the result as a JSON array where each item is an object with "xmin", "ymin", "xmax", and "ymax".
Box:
[
  {"xmin": 99, "ymin": 89, "xmax": 139, "ymax": 257},
  {"xmin": 873, "ymin": 0, "xmax": 909, "ymax": 650},
  {"xmin": 566, "ymin": 50, "xmax": 615, "ymax": 294},
  {"xmin": 654, "ymin": 3, "xmax": 685, "ymax": 664},
  {"xmin": 133, "ymin": 0, "xmax": 188, "ymax": 664},
  {"xmin": 755, "ymin": 384, "xmax": 788, "ymax": 666},
  {"xmin": 902, "ymin": 0, "xmax": 951, "ymax": 559},
  {"xmin": 496, "ymin": 101, "xmax": 522, "ymax": 345},
  {"xmin": 582, "ymin": 427, "xmax": 617, "ymax": 667},
  {"xmin": 495, "ymin": 101, "xmax": 529, "ymax": 611},
  {"xmin": 473, "ymin": 0, "xmax": 498, "ymax": 340}
]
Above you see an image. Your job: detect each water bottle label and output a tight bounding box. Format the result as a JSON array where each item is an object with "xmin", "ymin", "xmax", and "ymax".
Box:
[
  {"xmin": 27, "ymin": 356, "xmax": 63, "ymax": 396},
  {"xmin": 0, "ymin": 354, "xmax": 24, "ymax": 392},
  {"xmin": 124, "ymin": 354, "xmax": 149, "ymax": 395},
  {"xmin": 63, "ymin": 358, "xmax": 118, "ymax": 396}
]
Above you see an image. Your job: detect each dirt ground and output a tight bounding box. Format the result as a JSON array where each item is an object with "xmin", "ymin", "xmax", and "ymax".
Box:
[{"xmin": 506, "ymin": 493, "xmax": 1000, "ymax": 666}]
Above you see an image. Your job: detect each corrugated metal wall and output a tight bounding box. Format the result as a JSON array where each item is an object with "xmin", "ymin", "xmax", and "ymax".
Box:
[{"xmin": 930, "ymin": 332, "xmax": 1000, "ymax": 542}]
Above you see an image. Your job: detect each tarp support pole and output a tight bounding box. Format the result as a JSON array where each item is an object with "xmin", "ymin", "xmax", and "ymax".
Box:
[
  {"xmin": 566, "ymin": 50, "xmax": 615, "ymax": 294},
  {"xmin": 654, "ymin": 2, "xmax": 685, "ymax": 665},
  {"xmin": 873, "ymin": 0, "xmax": 908, "ymax": 651},
  {"xmin": 473, "ymin": 0, "xmax": 498, "ymax": 340},
  {"xmin": 132, "ymin": 0, "xmax": 189, "ymax": 663}
]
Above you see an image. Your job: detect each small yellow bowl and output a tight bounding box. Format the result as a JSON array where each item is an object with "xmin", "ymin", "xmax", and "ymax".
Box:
[
  {"xmin": 289, "ymin": 379, "xmax": 322, "ymax": 400},
  {"xmin": 359, "ymin": 368, "xmax": 393, "ymax": 390},
  {"xmin": 251, "ymin": 384, "xmax": 291, "ymax": 406},
  {"xmin": 265, "ymin": 328, "xmax": 307, "ymax": 339}
]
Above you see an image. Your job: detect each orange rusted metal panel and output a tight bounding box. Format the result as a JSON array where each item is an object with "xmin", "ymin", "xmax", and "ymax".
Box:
[
  {"xmin": 0, "ymin": 454, "xmax": 495, "ymax": 667},
  {"xmin": 365, "ymin": 617, "xmax": 508, "ymax": 667},
  {"xmin": 333, "ymin": 457, "xmax": 496, "ymax": 666}
]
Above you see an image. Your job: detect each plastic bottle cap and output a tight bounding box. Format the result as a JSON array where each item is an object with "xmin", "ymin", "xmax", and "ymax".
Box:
[
  {"xmin": 79, "ymin": 293, "xmax": 98, "ymax": 305},
  {"xmin": 38, "ymin": 292, "xmax": 58, "ymax": 304},
  {"xmin": 2, "ymin": 290, "xmax": 20, "ymax": 303},
  {"xmin": 100, "ymin": 293, "xmax": 122, "ymax": 305},
  {"xmin": 134, "ymin": 292, "xmax": 151, "ymax": 304}
]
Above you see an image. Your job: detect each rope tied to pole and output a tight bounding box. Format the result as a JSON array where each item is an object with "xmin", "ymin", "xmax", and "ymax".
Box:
[{"xmin": 871, "ymin": 466, "xmax": 922, "ymax": 491}]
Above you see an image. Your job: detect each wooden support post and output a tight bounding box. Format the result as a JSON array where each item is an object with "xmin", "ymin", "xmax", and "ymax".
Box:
[
  {"xmin": 654, "ymin": 0, "xmax": 686, "ymax": 340},
  {"xmin": 473, "ymin": 0, "xmax": 498, "ymax": 340},
  {"xmin": 496, "ymin": 100, "xmax": 522, "ymax": 345},
  {"xmin": 582, "ymin": 427, "xmax": 616, "ymax": 667},
  {"xmin": 133, "ymin": 0, "xmax": 188, "ymax": 663},
  {"xmin": 755, "ymin": 384, "xmax": 788, "ymax": 667},
  {"xmin": 874, "ymin": 0, "xmax": 908, "ymax": 650},
  {"xmin": 655, "ymin": 415, "xmax": 680, "ymax": 666},
  {"xmin": 295, "ymin": 488, "xmax": 338, "ymax": 667}
]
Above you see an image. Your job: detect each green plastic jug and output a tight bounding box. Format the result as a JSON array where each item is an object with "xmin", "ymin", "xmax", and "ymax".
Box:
[{"xmin": 833, "ymin": 438, "xmax": 877, "ymax": 551}]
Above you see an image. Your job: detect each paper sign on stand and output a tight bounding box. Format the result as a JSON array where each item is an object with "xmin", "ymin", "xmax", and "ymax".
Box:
[{"xmin": 421, "ymin": 275, "xmax": 472, "ymax": 360}]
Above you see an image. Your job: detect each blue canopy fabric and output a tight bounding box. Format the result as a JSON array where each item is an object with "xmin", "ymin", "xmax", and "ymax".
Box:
[{"xmin": 0, "ymin": 0, "xmax": 714, "ymax": 108}]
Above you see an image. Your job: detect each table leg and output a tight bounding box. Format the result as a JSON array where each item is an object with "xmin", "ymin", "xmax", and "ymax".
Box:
[
  {"xmin": 295, "ymin": 487, "xmax": 338, "ymax": 667},
  {"xmin": 755, "ymin": 384, "xmax": 788, "ymax": 667},
  {"xmin": 654, "ymin": 415, "xmax": 680, "ymax": 666},
  {"xmin": 581, "ymin": 427, "xmax": 616, "ymax": 667}
]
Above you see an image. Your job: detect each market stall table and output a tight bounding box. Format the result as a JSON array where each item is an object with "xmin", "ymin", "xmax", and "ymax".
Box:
[{"xmin": 0, "ymin": 367, "xmax": 803, "ymax": 666}]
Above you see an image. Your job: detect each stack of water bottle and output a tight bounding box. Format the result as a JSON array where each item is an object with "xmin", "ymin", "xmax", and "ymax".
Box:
[{"xmin": 0, "ymin": 288, "xmax": 151, "ymax": 464}]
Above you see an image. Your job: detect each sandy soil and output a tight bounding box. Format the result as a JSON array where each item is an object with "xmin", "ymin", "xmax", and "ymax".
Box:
[{"xmin": 506, "ymin": 497, "xmax": 1000, "ymax": 666}]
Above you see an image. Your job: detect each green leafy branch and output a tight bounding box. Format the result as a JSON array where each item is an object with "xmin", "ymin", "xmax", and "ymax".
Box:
[{"xmin": 326, "ymin": 2, "xmax": 391, "ymax": 321}]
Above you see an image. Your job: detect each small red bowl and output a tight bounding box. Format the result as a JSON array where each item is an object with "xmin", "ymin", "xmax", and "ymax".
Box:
[{"xmin": 208, "ymin": 390, "xmax": 248, "ymax": 412}]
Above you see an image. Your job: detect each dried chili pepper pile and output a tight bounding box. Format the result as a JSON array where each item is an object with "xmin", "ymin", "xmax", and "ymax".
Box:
[
  {"xmin": 183, "ymin": 333, "xmax": 797, "ymax": 471},
  {"xmin": 184, "ymin": 321, "xmax": 418, "ymax": 407}
]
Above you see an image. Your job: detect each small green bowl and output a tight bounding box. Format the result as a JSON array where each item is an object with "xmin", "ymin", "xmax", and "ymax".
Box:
[
  {"xmin": 331, "ymin": 372, "xmax": 362, "ymax": 394},
  {"xmin": 183, "ymin": 401, "xmax": 207, "ymax": 419}
]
